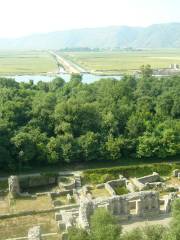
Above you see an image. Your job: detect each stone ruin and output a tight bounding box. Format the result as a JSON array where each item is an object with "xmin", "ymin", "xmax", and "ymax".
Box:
[
  {"xmin": 55, "ymin": 170, "xmax": 180, "ymax": 236},
  {"xmin": 104, "ymin": 175, "xmax": 127, "ymax": 196},
  {"xmin": 3, "ymin": 170, "xmax": 180, "ymax": 239},
  {"xmin": 173, "ymin": 169, "xmax": 180, "ymax": 179},
  {"xmin": 130, "ymin": 172, "xmax": 162, "ymax": 191},
  {"xmin": 28, "ymin": 226, "xmax": 41, "ymax": 240},
  {"xmin": 56, "ymin": 190, "xmax": 166, "ymax": 235},
  {"xmin": 8, "ymin": 175, "xmax": 20, "ymax": 198}
]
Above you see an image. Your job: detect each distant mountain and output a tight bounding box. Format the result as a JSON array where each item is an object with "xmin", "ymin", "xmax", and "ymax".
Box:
[{"xmin": 1, "ymin": 23, "xmax": 180, "ymax": 50}]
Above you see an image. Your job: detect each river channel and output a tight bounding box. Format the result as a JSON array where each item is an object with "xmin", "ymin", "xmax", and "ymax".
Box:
[{"xmin": 2, "ymin": 73, "xmax": 122, "ymax": 84}]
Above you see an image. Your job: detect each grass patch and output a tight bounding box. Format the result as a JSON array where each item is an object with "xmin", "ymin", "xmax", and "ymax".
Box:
[
  {"xmin": 0, "ymin": 212, "xmax": 59, "ymax": 239},
  {"xmin": 9, "ymin": 195, "xmax": 53, "ymax": 213},
  {"xmin": 52, "ymin": 195, "xmax": 75, "ymax": 205},
  {"xmin": 115, "ymin": 186, "xmax": 129, "ymax": 195},
  {"xmin": 0, "ymin": 195, "xmax": 53, "ymax": 214},
  {"xmin": 90, "ymin": 187, "xmax": 111, "ymax": 198}
]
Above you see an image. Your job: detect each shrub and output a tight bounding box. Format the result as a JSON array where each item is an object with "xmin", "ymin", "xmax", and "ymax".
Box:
[
  {"xmin": 83, "ymin": 163, "xmax": 179, "ymax": 184},
  {"xmin": 115, "ymin": 186, "xmax": 129, "ymax": 195},
  {"xmin": 0, "ymin": 180, "xmax": 8, "ymax": 190}
]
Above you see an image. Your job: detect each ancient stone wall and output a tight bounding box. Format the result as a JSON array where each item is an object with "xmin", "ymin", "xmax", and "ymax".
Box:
[
  {"xmin": 105, "ymin": 178, "xmax": 127, "ymax": 196},
  {"xmin": 79, "ymin": 199, "xmax": 94, "ymax": 229},
  {"xmin": 77, "ymin": 191, "xmax": 160, "ymax": 229},
  {"xmin": 137, "ymin": 172, "xmax": 161, "ymax": 184},
  {"xmin": 131, "ymin": 172, "xmax": 161, "ymax": 191},
  {"xmin": 8, "ymin": 176, "xmax": 20, "ymax": 198},
  {"xmin": 20, "ymin": 175, "xmax": 57, "ymax": 189}
]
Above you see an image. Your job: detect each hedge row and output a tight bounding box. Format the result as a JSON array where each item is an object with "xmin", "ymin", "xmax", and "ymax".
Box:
[{"xmin": 83, "ymin": 163, "xmax": 180, "ymax": 184}]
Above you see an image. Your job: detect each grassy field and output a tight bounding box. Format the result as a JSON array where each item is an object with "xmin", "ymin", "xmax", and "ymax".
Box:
[
  {"xmin": 0, "ymin": 195, "xmax": 53, "ymax": 214},
  {"xmin": 0, "ymin": 51, "xmax": 58, "ymax": 75},
  {"xmin": 61, "ymin": 49, "xmax": 180, "ymax": 74},
  {"xmin": 0, "ymin": 213, "xmax": 60, "ymax": 239}
]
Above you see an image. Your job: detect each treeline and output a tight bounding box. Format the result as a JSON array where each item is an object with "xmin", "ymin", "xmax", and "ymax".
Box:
[{"xmin": 0, "ymin": 71, "xmax": 180, "ymax": 171}]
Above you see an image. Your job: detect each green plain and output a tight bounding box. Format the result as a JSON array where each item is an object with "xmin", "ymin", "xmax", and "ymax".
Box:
[
  {"xmin": 61, "ymin": 49, "xmax": 180, "ymax": 74},
  {"xmin": 0, "ymin": 51, "xmax": 58, "ymax": 75}
]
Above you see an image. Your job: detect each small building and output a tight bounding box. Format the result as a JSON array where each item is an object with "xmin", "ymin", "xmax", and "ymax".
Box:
[{"xmin": 169, "ymin": 63, "xmax": 180, "ymax": 70}]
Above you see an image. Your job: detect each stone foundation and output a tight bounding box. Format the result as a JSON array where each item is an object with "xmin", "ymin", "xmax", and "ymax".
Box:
[{"xmin": 57, "ymin": 190, "xmax": 163, "ymax": 232}]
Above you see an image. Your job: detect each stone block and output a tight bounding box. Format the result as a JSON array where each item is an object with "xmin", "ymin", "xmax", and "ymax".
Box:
[
  {"xmin": 8, "ymin": 176, "xmax": 20, "ymax": 198},
  {"xmin": 55, "ymin": 212, "xmax": 62, "ymax": 221},
  {"xmin": 58, "ymin": 222, "xmax": 66, "ymax": 231},
  {"xmin": 28, "ymin": 226, "xmax": 41, "ymax": 240},
  {"xmin": 172, "ymin": 169, "xmax": 180, "ymax": 177}
]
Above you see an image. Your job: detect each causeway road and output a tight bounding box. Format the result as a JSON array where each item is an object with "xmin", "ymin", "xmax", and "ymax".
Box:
[{"xmin": 50, "ymin": 51, "xmax": 87, "ymax": 74}]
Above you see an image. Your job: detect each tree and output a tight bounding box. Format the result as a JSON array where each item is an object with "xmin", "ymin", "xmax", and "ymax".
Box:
[
  {"xmin": 121, "ymin": 225, "xmax": 167, "ymax": 240},
  {"xmin": 78, "ymin": 131, "xmax": 100, "ymax": 162},
  {"xmin": 105, "ymin": 135, "xmax": 124, "ymax": 161},
  {"xmin": 49, "ymin": 77, "xmax": 65, "ymax": 91},
  {"xmin": 90, "ymin": 208, "xmax": 121, "ymax": 240},
  {"xmin": 68, "ymin": 227, "xmax": 89, "ymax": 240},
  {"xmin": 140, "ymin": 64, "xmax": 153, "ymax": 78},
  {"xmin": 169, "ymin": 199, "xmax": 180, "ymax": 239},
  {"xmin": 0, "ymin": 120, "xmax": 13, "ymax": 170}
]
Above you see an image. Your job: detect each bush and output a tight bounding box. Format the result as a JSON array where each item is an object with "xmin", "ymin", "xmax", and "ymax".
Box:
[
  {"xmin": 83, "ymin": 163, "xmax": 179, "ymax": 184},
  {"xmin": 0, "ymin": 180, "xmax": 8, "ymax": 190},
  {"xmin": 68, "ymin": 227, "xmax": 89, "ymax": 240},
  {"xmin": 115, "ymin": 186, "xmax": 129, "ymax": 195}
]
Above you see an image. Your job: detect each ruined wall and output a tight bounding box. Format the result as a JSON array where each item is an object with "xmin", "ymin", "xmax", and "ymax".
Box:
[
  {"xmin": 20, "ymin": 175, "xmax": 57, "ymax": 189},
  {"xmin": 105, "ymin": 178, "xmax": 127, "ymax": 196},
  {"xmin": 137, "ymin": 172, "xmax": 160, "ymax": 184},
  {"xmin": 8, "ymin": 176, "xmax": 20, "ymax": 198},
  {"xmin": 78, "ymin": 191, "xmax": 160, "ymax": 229}
]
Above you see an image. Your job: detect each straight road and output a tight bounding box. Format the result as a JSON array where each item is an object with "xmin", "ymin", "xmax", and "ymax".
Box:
[{"xmin": 50, "ymin": 51, "xmax": 87, "ymax": 74}]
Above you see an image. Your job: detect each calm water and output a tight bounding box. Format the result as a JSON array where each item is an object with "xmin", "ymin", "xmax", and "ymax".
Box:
[{"xmin": 2, "ymin": 73, "xmax": 122, "ymax": 84}]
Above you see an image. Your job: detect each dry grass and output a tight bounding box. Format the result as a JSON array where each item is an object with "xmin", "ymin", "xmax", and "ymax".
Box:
[
  {"xmin": 52, "ymin": 195, "xmax": 76, "ymax": 206},
  {"xmin": 0, "ymin": 213, "xmax": 60, "ymax": 239},
  {"xmin": 42, "ymin": 235, "xmax": 61, "ymax": 240},
  {"xmin": 0, "ymin": 196, "xmax": 9, "ymax": 214},
  {"xmin": 91, "ymin": 187, "xmax": 111, "ymax": 198},
  {"xmin": 166, "ymin": 177, "xmax": 180, "ymax": 186},
  {"xmin": 10, "ymin": 195, "xmax": 53, "ymax": 213},
  {"xmin": 0, "ymin": 195, "xmax": 53, "ymax": 214}
]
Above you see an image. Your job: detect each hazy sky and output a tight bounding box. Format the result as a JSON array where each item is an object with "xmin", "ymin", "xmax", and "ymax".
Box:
[{"xmin": 0, "ymin": 0, "xmax": 180, "ymax": 38}]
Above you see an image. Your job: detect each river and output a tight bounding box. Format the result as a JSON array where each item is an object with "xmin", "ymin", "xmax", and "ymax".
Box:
[{"xmin": 2, "ymin": 73, "xmax": 122, "ymax": 84}]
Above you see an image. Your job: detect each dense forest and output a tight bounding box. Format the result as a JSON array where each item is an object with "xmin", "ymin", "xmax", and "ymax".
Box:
[{"xmin": 0, "ymin": 70, "xmax": 180, "ymax": 171}]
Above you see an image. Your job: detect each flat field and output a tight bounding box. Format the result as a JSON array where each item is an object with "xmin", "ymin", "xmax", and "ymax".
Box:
[
  {"xmin": 0, "ymin": 213, "xmax": 60, "ymax": 239},
  {"xmin": 61, "ymin": 49, "xmax": 180, "ymax": 74},
  {"xmin": 0, "ymin": 51, "xmax": 58, "ymax": 74},
  {"xmin": 0, "ymin": 195, "xmax": 53, "ymax": 214}
]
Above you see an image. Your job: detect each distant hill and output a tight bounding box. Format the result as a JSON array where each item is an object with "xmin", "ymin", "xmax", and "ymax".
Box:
[{"xmin": 1, "ymin": 23, "xmax": 180, "ymax": 50}]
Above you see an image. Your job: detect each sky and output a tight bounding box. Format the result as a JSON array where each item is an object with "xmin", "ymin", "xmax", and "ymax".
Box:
[{"xmin": 0, "ymin": 0, "xmax": 180, "ymax": 38}]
